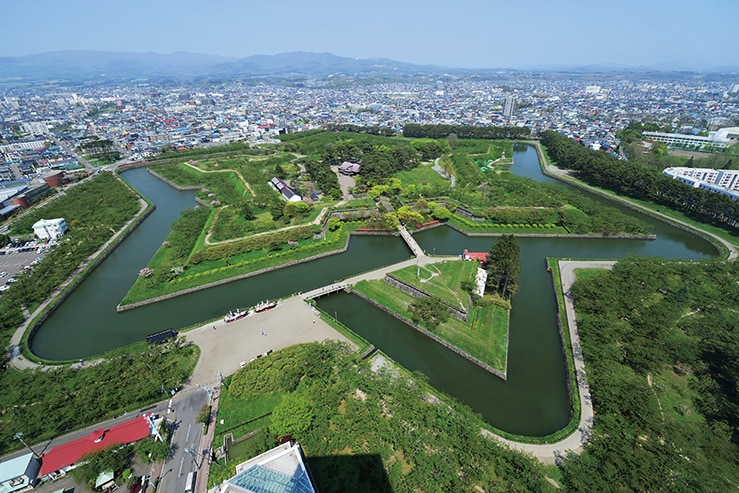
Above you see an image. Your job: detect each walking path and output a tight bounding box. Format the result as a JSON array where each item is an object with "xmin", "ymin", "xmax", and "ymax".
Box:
[
  {"xmin": 203, "ymin": 204, "xmax": 336, "ymax": 246},
  {"xmin": 432, "ymin": 157, "xmax": 456, "ymax": 187},
  {"xmin": 300, "ymin": 255, "xmax": 456, "ymax": 301},
  {"xmin": 484, "ymin": 260, "xmax": 613, "ymax": 464}
]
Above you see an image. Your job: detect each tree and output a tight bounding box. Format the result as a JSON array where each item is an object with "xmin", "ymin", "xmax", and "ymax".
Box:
[
  {"xmin": 134, "ymin": 437, "xmax": 170, "ymax": 463},
  {"xmin": 487, "ymin": 235, "xmax": 520, "ymax": 298},
  {"xmin": 274, "ymin": 163, "xmax": 287, "ymax": 179},
  {"xmin": 240, "ymin": 202, "xmax": 255, "ymax": 221},
  {"xmin": 409, "ymin": 296, "xmax": 449, "ymax": 330},
  {"xmin": 270, "ymin": 199, "xmax": 284, "ymax": 221},
  {"xmin": 270, "ymin": 393, "xmax": 315, "ymax": 439},
  {"xmin": 70, "ymin": 445, "xmax": 132, "ymax": 488},
  {"xmin": 327, "ymin": 217, "xmax": 341, "ymax": 231},
  {"xmin": 396, "ymin": 206, "xmax": 425, "ymax": 227},
  {"xmin": 196, "ymin": 404, "xmax": 211, "ymax": 427}
]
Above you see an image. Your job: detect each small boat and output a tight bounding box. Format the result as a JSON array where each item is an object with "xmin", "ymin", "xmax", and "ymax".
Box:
[
  {"xmin": 223, "ymin": 308, "xmax": 249, "ymax": 323},
  {"xmin": 253, "ymin": 300, "xmax": 277, "ymax": 313}
]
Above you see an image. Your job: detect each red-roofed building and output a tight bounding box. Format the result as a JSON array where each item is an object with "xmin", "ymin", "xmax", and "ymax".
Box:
[
  {"xmin": 462, "ymin": 249, "xmax": 489, "ymax": 264},
  {"xmin": 39, "ymin": 415, "xmax": 153, "ymax": 477}
]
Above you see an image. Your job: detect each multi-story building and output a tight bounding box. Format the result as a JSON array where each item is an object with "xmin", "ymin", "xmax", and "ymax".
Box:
[
  {"xmin": 663, "ymin": 167, "xmax": 739, "ymax": 191},
  {"xmin": 644, "ymin": 127, "xmax": 739, "ymax": 151}
]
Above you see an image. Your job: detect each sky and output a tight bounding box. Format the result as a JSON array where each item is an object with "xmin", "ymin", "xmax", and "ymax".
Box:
[{"xmin": 2, "ymin": 0, "xmax": 737, "ymax": 70}]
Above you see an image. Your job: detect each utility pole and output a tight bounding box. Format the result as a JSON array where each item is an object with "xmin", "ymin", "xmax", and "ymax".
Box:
[
  {"xmin": 185, "ymin": 447, "xmax": 202, "ymax": 469},
  {"xmin": 14, "ymin": 432, "xmax": 40, "ymax": 458}
]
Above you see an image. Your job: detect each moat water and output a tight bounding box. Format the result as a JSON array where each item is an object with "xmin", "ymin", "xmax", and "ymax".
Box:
[{"xmin": 31, "ymin": 145, "xmax": 716, "ymax": 435}]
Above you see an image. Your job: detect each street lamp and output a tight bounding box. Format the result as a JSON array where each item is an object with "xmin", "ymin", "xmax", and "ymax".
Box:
[{"xmin": 14, "ymin": 432, "xmax": 40, "ymax": 458}]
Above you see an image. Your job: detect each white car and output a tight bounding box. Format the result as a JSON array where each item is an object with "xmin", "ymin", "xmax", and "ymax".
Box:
[
  {"xmin": 0, "ymin": 285, "xmax": 9, "ymax": 292},
  {"xmin": 0, "ymin": 272, "xmax": 6, "ymax": 278}
]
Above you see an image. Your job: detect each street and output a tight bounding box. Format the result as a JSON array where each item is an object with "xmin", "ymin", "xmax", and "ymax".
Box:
[
  {"xmin": 152, "ymin": 387, "xmax": 209, "ymax": 493},
  {"xmin": 0, "ymin": 387, "xmax": 209, "ymax": 493}
]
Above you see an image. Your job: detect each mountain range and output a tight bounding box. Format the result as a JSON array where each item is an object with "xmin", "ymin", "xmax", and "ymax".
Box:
[
  {"xmin": 0, "ymin": 51, "xmax": 735, "ymax": 84},
  {"xmin": 0, "ymin": 50, "xmax": 451, "ymax": 83}
]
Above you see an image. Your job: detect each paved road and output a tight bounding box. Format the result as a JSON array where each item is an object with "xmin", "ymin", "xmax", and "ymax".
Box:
[{"xmin": 153, "ymin": 388, "xmax": 209, "ymax": 493}]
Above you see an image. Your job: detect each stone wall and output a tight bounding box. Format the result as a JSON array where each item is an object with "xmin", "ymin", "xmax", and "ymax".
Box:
[
  {"xmin": 384, "ymin": 273, "xmax": 469, "ymax": 322},
  {"xmin": 351, "ymin": 290, "xmax": 506, "ymax": 380}
]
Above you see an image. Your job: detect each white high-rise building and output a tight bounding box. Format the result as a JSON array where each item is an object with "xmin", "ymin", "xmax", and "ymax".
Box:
[{"xmin": 503, "ymin": 96, "xmax": 515, "ymax": 118}]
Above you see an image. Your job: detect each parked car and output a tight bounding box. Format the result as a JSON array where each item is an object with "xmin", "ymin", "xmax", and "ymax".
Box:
[
  {"xmin": 0, "ymin": 272, "xmax": 6, "ymax": 278},
  {"xmin": 6, "ymin": 277, "xmax": 16, "ymax": 283}
]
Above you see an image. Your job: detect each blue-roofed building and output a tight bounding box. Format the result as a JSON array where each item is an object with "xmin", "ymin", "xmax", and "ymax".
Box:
[
  {"xmin": 0, "ymin": 453, "xmax": 41, "ymax": 493},
  {"xmin": 219, "ymin": 441, "xmax": 317, "ymax": 493}
]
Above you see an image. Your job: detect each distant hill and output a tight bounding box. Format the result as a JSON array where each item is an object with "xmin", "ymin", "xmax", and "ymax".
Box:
[{"xmin": 0, "ymin": 50, "xmax": 450, "ymax": 83}]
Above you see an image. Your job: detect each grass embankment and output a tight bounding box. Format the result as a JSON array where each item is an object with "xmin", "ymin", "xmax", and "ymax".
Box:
[
  {"xmin": 0, "ymin": 173, "xmax": 142, "ymax": 353},
  {"xmin": 121, "ymin": 221, "xmax": 358, "ymax": 306},
  {"xmin": 390, "ymin": 261, "xmax": 476, "ymax": 308},
  {"xmin": 536, "ymin": 142, "xmax": 738, "ymax": 255},
  {"xmin": 530, "ymin": 258, "xmax": 581, "ymax": 444},
  {"xmin": 209, "ymin": 342, "xmax": 550, "ymax": 492},
  {"xmin": 353, "ymin": 260, "xmax": 508, "ymax": 373},
  {"xmin": 308, "ymin": 302, "xmax": 373, "ymax": 354}
]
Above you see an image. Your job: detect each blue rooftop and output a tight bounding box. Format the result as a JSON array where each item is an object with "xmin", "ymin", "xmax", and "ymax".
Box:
[{"xmin": 228, "ymin": 464, "xmax": 315, "ymax": 493}]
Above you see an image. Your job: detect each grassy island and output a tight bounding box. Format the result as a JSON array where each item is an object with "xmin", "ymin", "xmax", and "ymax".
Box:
[
  {"xmin": 353, "ymin": 260, "xmax": 509, "ymax": 374},
  {"xmin": 120, "ymin": 131, "xmax": 653, "ymax": 307}
]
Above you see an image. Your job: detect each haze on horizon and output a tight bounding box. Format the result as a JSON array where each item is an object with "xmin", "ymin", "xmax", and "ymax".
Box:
[{"xmin": 2, "ymin": 0, "xmax": 737, "ymax": 71}]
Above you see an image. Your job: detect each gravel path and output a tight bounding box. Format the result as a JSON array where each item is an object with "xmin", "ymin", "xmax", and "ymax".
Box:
[{"xmin": 185, "ymin": 296, "xmax": 353, "ymax": 388}]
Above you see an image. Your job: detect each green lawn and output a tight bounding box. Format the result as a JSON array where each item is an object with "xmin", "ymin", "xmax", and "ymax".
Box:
[
  {"xmin": 214, "ymin": 385, "xmax": 281, "ymax": 448},
  {"xmin": 394, "ymin": 161, "xmax": 451, "ymax": 188},
  {"xmin": 390, "ymin": 260, "xmax": 477, "ymax": 309},
  {"xmin": 353, "ymin": 278, "xmax": 508, "ymax": 373},
  {"xmin": 121, "ymin": 222, "xmax": 356, "ymax": 306}
]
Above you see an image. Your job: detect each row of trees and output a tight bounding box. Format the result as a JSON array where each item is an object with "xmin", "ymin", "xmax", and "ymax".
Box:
[
  {"xmin": 189, "ymin": 224, "xmax": 319, "ymax": 263},
  {"xmin": 324, "ymin": 123, "xmax": 396, "ymax": 137},
  {"xmin": 0, "ymin": 340, "xmax": 196, "ymax": 455},
  {"xmin": 403, "ymin": 123, "xmax": 531, "ymax": 140},
  {"xmin": 302, "ymin": 157, "xmax": 342, "ymax": 198},
  {"xmin": 540, "ymin": 131, "xmax": 738, "ymax": 229},
  {"xmin": 77, "ymin": 136, "xmax": 121, "ymax": 163}
]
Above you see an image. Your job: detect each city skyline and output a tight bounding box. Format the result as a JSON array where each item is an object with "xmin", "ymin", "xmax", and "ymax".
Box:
[{"xmin": 2, "ymin": 0, "xmax": 738, "ymax": 71}]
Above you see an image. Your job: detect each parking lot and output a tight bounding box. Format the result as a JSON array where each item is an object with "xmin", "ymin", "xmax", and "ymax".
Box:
[{"xmin": 0, "ymin": 247, "xmax": 44, "ymax": 291}]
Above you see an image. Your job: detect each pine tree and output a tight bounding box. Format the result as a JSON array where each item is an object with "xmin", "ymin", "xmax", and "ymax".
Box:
[{"xmin": 486, "ymin": 235, "xmax": 520, "ymax": 298}]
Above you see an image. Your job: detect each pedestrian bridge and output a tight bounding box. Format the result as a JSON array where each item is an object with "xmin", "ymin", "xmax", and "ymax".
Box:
[
  {"xmin": 301, "ymin": 282, "xmax": 350, "ymax": 300},
  {"xmin": 397, "ymin": 224, "xmax": 425, "ymax": 257}
]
